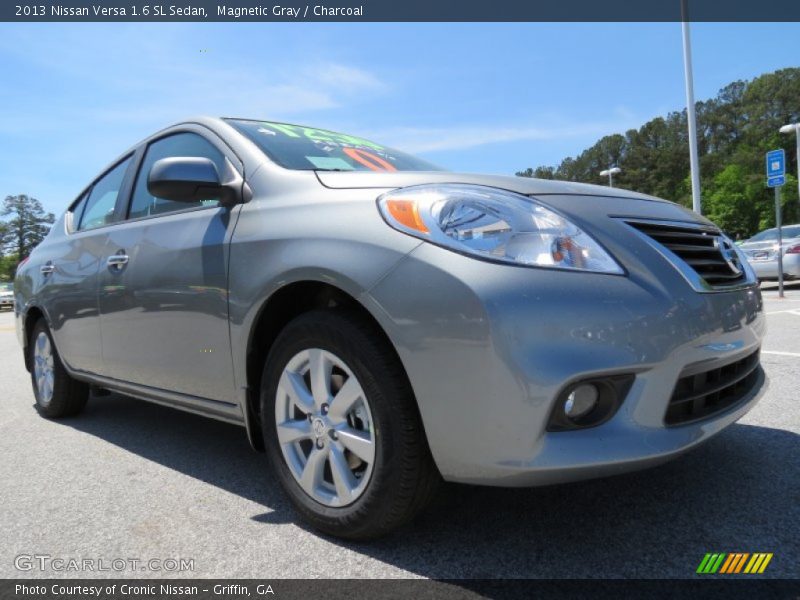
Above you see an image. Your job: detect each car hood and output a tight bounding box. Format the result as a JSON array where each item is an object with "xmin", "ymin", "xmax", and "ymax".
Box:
[
  {"xmin": 314, "ymin": 170, "xmax": 720, "ymax": 229},
  {"xmin": 315, "ymin": 170, "xmax": 666, "ymax": 202}
]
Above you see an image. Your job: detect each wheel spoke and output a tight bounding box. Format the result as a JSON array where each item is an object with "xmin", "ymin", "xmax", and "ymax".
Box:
[
  {"xmin": 327, "ymin": 376, "xmax": 364, "ymax": 424},
  {"xmin": 307, "ymin": 349, "xmax": 332, "ymax": 410},
  {"xmin": 276, "ymin": 419, "xmax": 313, "ymax": 445},
  {"xmin": 298, "ymin": 447, "xmax": 328, "ymax": 497},
  {"xmin": 279, "ymin": 370, "xmax": 314, "ymax": 414},
  {"xmin": 328, "ymin": 445, "xmax": 355, "ymax": 503},
  {"xmin": 337, "ymin": 427, "xmax": 375, "ymax": 464}
]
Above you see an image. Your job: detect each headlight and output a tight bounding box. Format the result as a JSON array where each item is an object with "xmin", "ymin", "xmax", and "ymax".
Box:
[{"xmin": 377, "ymin": 184, "xmax": 623, "ymax": 274}]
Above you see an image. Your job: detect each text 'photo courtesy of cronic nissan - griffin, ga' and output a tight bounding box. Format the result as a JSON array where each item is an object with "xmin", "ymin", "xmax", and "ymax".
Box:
[{"xmin": 13, "ymin": 117, "xmax": 766, "ymax": 540}]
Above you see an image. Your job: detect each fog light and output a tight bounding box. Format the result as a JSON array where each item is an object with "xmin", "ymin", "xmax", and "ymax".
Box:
[
  {"xmin": 564, "ymin": 384, "xmax": 599, "ymax": 419},
  {"xmin": 547, "ymin": 374, "xmax": 635, "ymax": 432}
]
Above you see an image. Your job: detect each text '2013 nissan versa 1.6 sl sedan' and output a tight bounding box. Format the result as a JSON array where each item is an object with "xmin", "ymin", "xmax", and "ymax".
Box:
[{"xmin": 14, "ymin": 118, "xmax": 766, "ymax": 539}]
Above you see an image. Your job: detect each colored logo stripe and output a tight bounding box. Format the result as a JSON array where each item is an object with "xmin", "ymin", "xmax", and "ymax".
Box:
[
  {"xmin": 720, "ymin": 553, "xmax": 749, "ymax": 573},
  {"xmin": 697, "ymin": 553, "xmax": 726, "ymax": 573},
  {"xmin": 744, "ymin": 553, "xmax": 774, "ymax": 574},
  {"xmin": 697, "ymin": 553, "xmax": 773, "ymax": 574}
]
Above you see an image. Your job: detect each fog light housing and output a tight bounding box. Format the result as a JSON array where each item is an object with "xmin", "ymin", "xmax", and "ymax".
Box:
[
  {"xmin": 564, "ymin": 384, "xmax": 599, "ymax": 419},
  {"xmin": 547, "ymin": 375, "xmax": 635, "ymax": 432}
]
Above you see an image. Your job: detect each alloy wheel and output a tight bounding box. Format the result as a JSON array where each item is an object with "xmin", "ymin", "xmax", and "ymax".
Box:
[
  {"xmin": 274, "ymin": 348, "xmax": 376, "ymax": 507},
  {"xmin": 33, "ymin": 331, "xmax": 55, "ymax": 406}
]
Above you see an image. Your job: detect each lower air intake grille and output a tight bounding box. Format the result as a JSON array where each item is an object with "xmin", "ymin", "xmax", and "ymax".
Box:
[
  {"xmin": 665, "ymin": 350, "xmax": 761, "ymax": 426},
  {"xmin": 627, "ymin": 221, "xmax": 746, "ymax": 287}
]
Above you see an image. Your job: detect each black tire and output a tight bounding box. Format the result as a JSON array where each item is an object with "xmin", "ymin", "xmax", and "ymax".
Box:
[
  {"xmin": 261, "ymin": 309, "xmax": 440, "ymax": 540},
  {"xmin": 29, "ymin": 318, "xmax": 89, "ymax": 418}
]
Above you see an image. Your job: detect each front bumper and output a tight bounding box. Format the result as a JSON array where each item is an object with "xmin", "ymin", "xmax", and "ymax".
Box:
[{"xmin": 366, "ymin": 237, "xmax": 766, "ymax": 486}]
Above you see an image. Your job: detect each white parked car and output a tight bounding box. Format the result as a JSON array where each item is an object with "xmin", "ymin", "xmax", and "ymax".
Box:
[
  {"xmin": 0, "ymin": 282, "xmax": 14, "ymax": 310},
  {"xmin": 740, "ymin": 224, "xmax": 800, "ymax": 281}
]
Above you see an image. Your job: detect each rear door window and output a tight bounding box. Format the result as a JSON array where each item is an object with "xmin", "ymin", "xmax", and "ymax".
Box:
[{"xmin": 78, "ymin": 157, "xmax": 132, "ymax": 231}]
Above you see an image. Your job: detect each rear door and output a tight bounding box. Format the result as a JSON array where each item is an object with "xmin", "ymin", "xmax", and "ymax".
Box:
[
  {"xmin": 38, "ymin": 155, "xmax": 134, "ymax": 374},
  {"xmin": 97, "ymin": 128, "xmax": 241, "ymax": 403}
]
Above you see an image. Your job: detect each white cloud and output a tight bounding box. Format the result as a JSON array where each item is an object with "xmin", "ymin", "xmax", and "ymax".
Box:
[
  {"xmin": 366, "ymin": 115, "xmax": 642, "ymax": 154},
  {"xmin": 0, "ymin": 24, "xmax": 388, "ymax": 126},
  {"xmin": 304, "ymin": 63, "xmax": 386, "ymax": 93}
]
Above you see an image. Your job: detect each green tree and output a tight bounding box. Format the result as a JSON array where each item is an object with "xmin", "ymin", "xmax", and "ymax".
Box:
[
  {"xmin": 703, "ymin": 164, "xmax": 760, "ymax": 238},
  {"xmin": 1, "ymin": 194, "xmax": 55, "ymax": 261},
  {"xmin": 0, "ymin": 254, "xmax": 18, "ymax": 282},
  {"xmin": 515, "ymin": 166, "xmax": 555, "ymax": 179},
  {"xmin": 0, "ymin": 220, "xmax": 9, "ymax": 281},
  {"xmin": 517, "ymin": 67, "xmax": 800, "ymax": 238}
]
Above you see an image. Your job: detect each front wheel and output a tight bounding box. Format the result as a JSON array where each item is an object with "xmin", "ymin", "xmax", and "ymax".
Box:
[
  {"xmin": 29, "ymin": 318, "xmax": 89, "ymax": 418},
  {"xmin": 261, "ymin": 309, "xmax": 439, "ymax": 540}
]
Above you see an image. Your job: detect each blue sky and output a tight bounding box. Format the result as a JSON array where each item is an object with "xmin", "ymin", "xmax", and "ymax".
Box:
[{"xmin": 0, "ymin": 22, "xmax": 798, "ymax": 215}]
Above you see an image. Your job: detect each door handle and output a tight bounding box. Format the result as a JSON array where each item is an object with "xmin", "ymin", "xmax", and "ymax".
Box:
[
  {"xmin": 40, "ymin": 263, "xmax": 54, "ymax": 275},
  {"xmin": 106, "ymin": 254, "xmax": 129, "ymax": 268}
]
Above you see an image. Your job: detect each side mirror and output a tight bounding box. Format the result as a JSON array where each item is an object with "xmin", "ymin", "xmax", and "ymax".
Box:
[{"xmin": 147, "ymin": 157, "xmax": 223, "ymax": 203}]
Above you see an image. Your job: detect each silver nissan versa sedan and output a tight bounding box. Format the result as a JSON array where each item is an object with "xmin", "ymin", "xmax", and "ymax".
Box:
[{"xmin": 15, "ymin": 117, "xmax": 766, "ymax": 539}]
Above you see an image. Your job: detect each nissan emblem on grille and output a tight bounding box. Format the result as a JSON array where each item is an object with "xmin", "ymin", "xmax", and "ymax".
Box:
[{"xmin": 714, "ymin": 236, "xmax": 743, "ymax": 277}]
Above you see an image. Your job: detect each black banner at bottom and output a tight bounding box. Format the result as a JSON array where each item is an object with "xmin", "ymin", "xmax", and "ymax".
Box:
[{"xmin": 3, "ymin": 579, "xmax": 799, "ymax": 600}]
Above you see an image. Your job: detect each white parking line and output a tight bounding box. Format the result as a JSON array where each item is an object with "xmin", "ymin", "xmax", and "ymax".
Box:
[
  {"xmin": 762, "ymin": 350, "xmax": 800, "ymax": 357},
  {"xmin": 765, "ymin": 309, "xmax": 800, "ymax": 315}
]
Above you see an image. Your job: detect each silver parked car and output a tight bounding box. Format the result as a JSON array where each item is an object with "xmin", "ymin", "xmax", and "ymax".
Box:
[
  {"xmin": 15, "ymin": 118, "xmax": 766, "ymax": 539},
  {"xmin": 0, "ymin": 282, "xmax": 13, "ymax": 310},
  {"xmin": 740, "ymin": 224, "xmax": 800, "ymax": 281}
]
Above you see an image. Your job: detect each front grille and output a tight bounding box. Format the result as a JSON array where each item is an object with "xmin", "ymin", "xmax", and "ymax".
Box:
[
  {"xmin": 665, "ymin": 350, "xmax": 761, "ymax": 426},
  {"xmin": 627, "ymin": 221, "xmax": 746, "ymax": 286}
]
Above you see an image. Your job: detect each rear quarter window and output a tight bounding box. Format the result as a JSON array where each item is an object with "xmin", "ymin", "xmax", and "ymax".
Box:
[{"xmin": 68, "ymin": 192, "xmax": 89, "ymax": 232}]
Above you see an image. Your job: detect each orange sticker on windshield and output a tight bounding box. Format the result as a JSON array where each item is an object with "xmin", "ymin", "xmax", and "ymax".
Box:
[{"xmin": 343, "ymin": 147, "xmax": 397, "ymax": 172}]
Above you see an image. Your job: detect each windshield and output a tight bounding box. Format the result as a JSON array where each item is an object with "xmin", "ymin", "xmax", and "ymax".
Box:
[
  {"xmin": 226, "ymin": 119, "xmax": 442, "ymax": 172},
  {"xmin": 0, "ymin": 283, "xmax": 12, "ymax": 292},
  {"xmin": 748, "ymin": 225, "xmax": 800, "ymax": 242}
]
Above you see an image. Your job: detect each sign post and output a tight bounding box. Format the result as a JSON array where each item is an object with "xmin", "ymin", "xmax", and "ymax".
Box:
[{"xmin": 766, "ymin": 149, "xmax": 786, "ymax": 298}]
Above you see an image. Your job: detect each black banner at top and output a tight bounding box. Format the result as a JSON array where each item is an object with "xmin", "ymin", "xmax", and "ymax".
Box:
[{"xmin": 3, "ymin": 0, "xmax": 800, "ymax": 22}]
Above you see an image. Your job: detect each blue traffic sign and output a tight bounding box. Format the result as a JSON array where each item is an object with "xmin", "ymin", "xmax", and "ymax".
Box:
[
  {"xmin": 766, "ymin": 149, "xmax": 785, "ymax": 176},
  {"xmin": 768, "ymin": 175, "xmax": 786, "ymax": 188},
  {"xmin": 766, "ymin": 149, "xmax": 786, "ymax": 187}
]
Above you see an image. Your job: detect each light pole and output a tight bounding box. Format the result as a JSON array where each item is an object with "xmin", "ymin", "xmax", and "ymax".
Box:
[
  {"xmin": 779, "ymin": 122, "xmax": 800, "ymax": 214},
  {"xmin": 681, "ymin": 0, "xmax": 702, "ymax": 214},
  {"xmin": 599, "ymin": 167, "xmax": 621, "ymax": 188}
]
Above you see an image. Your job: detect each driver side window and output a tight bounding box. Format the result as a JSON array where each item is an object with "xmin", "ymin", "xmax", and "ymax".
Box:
[{"xmin": 128, "ymin": 132, "xmax": 226, "ymax": 220}]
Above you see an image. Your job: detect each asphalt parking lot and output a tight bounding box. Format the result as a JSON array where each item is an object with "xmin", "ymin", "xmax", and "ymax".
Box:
[{"xmin": 0, "ymin": 284, "xmax": 798, "ymax": 580}]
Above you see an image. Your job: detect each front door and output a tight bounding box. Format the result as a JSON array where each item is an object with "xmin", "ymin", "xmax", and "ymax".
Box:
[{"xmin": 97, "ymin": 131, "xmax": 240, "ymax": 403}]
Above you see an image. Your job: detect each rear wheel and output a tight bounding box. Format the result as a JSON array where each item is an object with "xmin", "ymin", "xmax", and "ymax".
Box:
[
  {"xmin": 29, "ymin": 319, "xmax": 89, "ymax": 418},
  {"xmin": 261, "ymin": 309, "xmax": 439, "ymax": 540}
]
